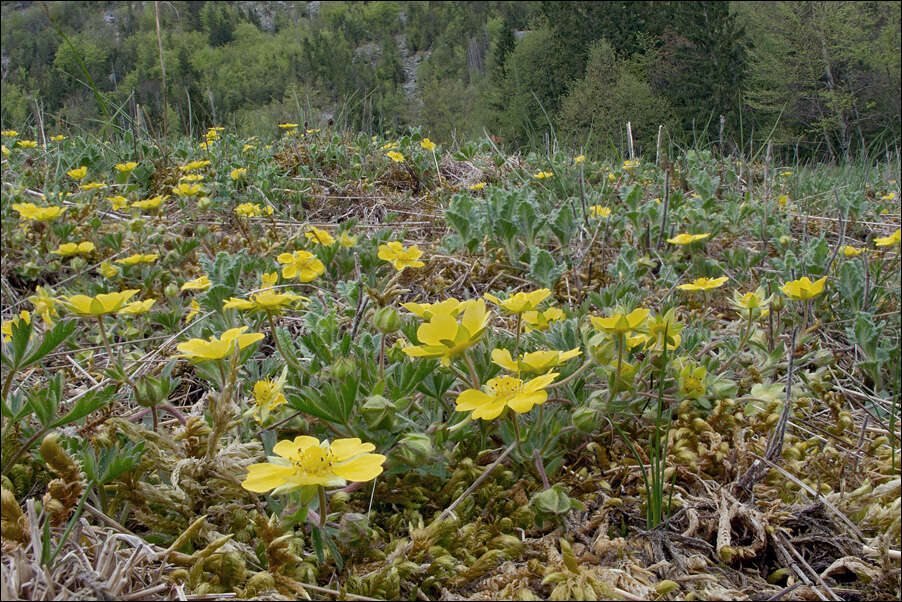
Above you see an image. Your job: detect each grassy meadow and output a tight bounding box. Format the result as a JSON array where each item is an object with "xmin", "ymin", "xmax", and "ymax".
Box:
[{"xmin": 1, "ymin": 124, "xmax": 900, "ymax": 600}]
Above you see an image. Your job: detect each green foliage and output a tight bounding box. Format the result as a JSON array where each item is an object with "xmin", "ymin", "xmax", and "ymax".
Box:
[{"xmin": 557, "ymin": 40, "xmax": 675, "ymax": 155}]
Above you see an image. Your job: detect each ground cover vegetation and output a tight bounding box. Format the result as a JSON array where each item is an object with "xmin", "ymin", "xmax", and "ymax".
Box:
[
  {"xmin": 1, "ymin": 114, "xmax": 900, "ymax": 600},
  {"xmin": 1, "ymin": 1, "xmax": 901, "ymax": 601}
]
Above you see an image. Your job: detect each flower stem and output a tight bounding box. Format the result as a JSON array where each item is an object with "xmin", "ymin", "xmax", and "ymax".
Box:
[
  {"xmin": 463, "ymin": 351, "xmax": 480, "ymax": 389},
  {"xmin": 317, "ymin": 485, "xmax": 328, "ymax": 528},
  {"xmin": 514, "ymin": 314, "xmax": 522, "ymax": 359},
  {"xmin": 268, "ymin": 312, "xmax": 302, "ymax": 372}
]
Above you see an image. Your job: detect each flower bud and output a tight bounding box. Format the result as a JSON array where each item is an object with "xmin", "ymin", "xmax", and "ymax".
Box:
[
  {"xmin": 361, "ymin": 395, "xmax": 396, "ymax": 430},
  {"xmin": 394, "ymin": 432, "xmax": 433, "ymax": 466},
  {"xmin": 197, "ymin": 196, "xmax": 212, "ymax": 210},
  {"xmin": 70, "ymin": 257, "xmax": 87, "ymax": 272},
  {"xmin": 129, "ymin": 218, "xmax": 146, "ymax": 232},
  {"xmin": 164, "ymin": 283, "xmax": 179, "ymax": 298},
  {"xmin": 331, "ymin": 356, "xmax": 357, "ymax": 380},
  {"xmin": 337, "ymin": 512, "xmax": 369, "ymax": 544},
  {"xmin": 373, "ymin": 306, "xmax": 401, "ymax": 334},
  {"xmin": 571, "ymin": 407, "xmax": 598, "ymax": 433},
  {"xmin": 771, "ymin": 293, "xmax": 785, "ymax": 312}
]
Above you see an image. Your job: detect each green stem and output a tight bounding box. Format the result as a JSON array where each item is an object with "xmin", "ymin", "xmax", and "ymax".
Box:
[
  {"xmin": 1, "ymin": 426, "xmax": 49, "ymax": 475},
  {"xmin": 317, "ymin": 485, "xmax": 328, "ymax": 528},
  {"xmin": 463, "ymin": 351, "xmax": 480, "ymax": 390},
  {"xmin": 47, "ymin": 488, "xmax": 89, "ymax": 566},
  {"xmin": 379, "ymin": 333, "xmax": 385, "ymax": 379},
  {"xmin": 268, "ymin": 312, "xmax": 302, "ymax": 372},
  {"xmin": 546, "ymin": 359, "xmax": 594, "ymax": 390},
  {"xmin": 1, "ymin": 366, "xmax": 17, "ymax": 407},
  {"xmin": 514, "ymin": 314, "xmax": 522, "ymax": 359},
  {"xmin": 609, "ymin": 334, "xmax": 625, "ymax": 405},
  {"xmin": 510, "ymin": 411, "xmax": 523, "ymax": 453}
]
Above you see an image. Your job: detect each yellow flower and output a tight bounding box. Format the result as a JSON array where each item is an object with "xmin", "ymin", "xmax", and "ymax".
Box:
[
  {"xmin": 185, "ymin": 299, "xmax": 201, "ymax": 323},
  {"xmin": 222, "ymin": 290, "xmax": 307, "ymax": 313},
  {"xmin": 338, "ymin": 232, "xmax": 358, "ymax": 247},
  {"xmin": 779, "ymin": 170, "xmax": 793, "ymax": 176},
  {"xmin": 491, "ymin": 347, "xmax": 581, "ymax": 375},
  {"xmin": 118, "ymin": 299, "xmax": 156, "ymax": 315},
  {"xmin": 484, "ymin": 288, "xmax": 551, "ymax": 314},
  {"xmin": 11, "ymin": 203, "xmax": 65, "ymax": 222},
  {"xmin": 1, "ymin": 130, "xmax": 19, "ymax": 137},
  {"xmin": 874, "ymin": 229, "xmax": 901, "ymax": 247},
  {"xmin": 521, "ymin": 306, "xmax": 565, "ymax": 332},
  {"xmin": 677, "ymin": 276, "xmax": 728, "ymax": 292},
  {"xmin": 637, "ymin": 309, "xmax": 683, "ymax": 351},
  {"xmin": 242, "ymin": 436, "xmax": 385, "ymax": 493},
  {"xmin": 622, "ymin": 159, "xmax": 640, "ymax": 170},
  {"xmin": 106, "ymin": 195, "xmax": 130, "ymax": 210},
  {"xmin": 780, "ymin": 276, "xmax": 827, "ymax": 301},
  {"xmin": 181, "ymin": 275, "xmax": 212, "ymax": 292},
  {"xmin": 1, "ymin": 144, "xmax": 8, "ymax": 157},
  {"xmin": 230, "ymin": 167, "xmax": 247, "ymax": 181},
  {"xmin": 305, "ymin": 227, "xmax": 336, "ymax": 246},
  {"xmin": 880, "ymin": 192, "xmax": 896, "ymax": 201},
  {"xmin": 532, "ymin": 171, "xmax": 553, "ymax": 179},
  {"xmin": 667, "ymin": 232, "xmax": 710, "ymax": 245},
  {"xmin": 455, "ymin": 372, "xmax": 559, "ymax": 420},
  {"xmin": 28, "ymin": 286, "xmax": 59, "ymax": 326},
  {"xmin": 608, "ymin": 172, "xmax": 616, "ymax": 182},
  {"xmin": 132, "ymin": 195, "xmax": 167, "ymax": 210},
  {"xmin": 378, "ymin": 241, "xmax": 425, "ymax": 271},
  {"xmin": 78, "ymin": 181, "xmax": 107, "ymax": 191},
  {"xmin": 403, "ymin": 299, "xmax": 492, "ymax": 366},
  {"xmin": 731, "ymin": 287, "xmax": 772, "ymax": 318},
  {"xmin": 51, "ymin": 241, "xmax": 95, "ymax": 256},
  {"xmin": 242, "ymin": 143, "xmax": 256, "ymax": 152},
  {"xmin": 172, "ymin": 182, "xmax": 202, "ymax": 197},
  {"xmin": 67, "ymin": 166, "xmax": 88, "ymax": 180},
  {"xmin": 50, "ymin": 135, "xmax": 66, "ymax": 141},
  {"xmin": 62, "ymin": 289, "xmax": 140, "ymax": 316},
  {"xmin": 235, "ymin": 202, "xmax": 271, "ymax": 217},
  {"xmin": 252, "ymin": 368, "xmax": 288, "ymax": 423},
  {"xmin": 840, "ymin": 245, "xmax": 864, "ymax": 257},
  {"xmin": 591, "ymin": 308, "xmax": 650, "ymax": 336},
  {"xmin": 402, "ymin": 298, "xmax": 468, "ymax": 320},
  {"xmin": 116, "ymin": 253, "xmax": 159, "ymax": 266},
  {"xmin": 99, "ymin": 262, "xmax": 120, "ymax": 279},
  {"xmin": 589, "ymin": 205, "xmax": 611, "ymax": 218},
  {"xmin": 468, "ymin": 182, "xmax": 486, "ymax": 190},
  {"xmin": 176, "ymin": 326, "xmax": 264, "ymax": 362},
  {"xmin": 178, "ymin": 160, "xmax": 211, "ymax": 171},
  {"xmin": 115, "ymin": 162, "xmax": 138, "ymax": 173},
  {"xmin": 777, "ymin": 194, "xmax": 789, "ymax": 208},
  {"xmin": 386, "ymin": 150, "xmax": 405, "ymax": 163},
  {"xmin": 574, "ymin": 155, "xmax": 585, "ymax": 164},
  {"xmin": 277, "ymin": 250, "xmax": 325, "ymax": 282},
  {"xmin": 278, "ymin": 123, "xmax": 299, "ymax": 129},
  {"xmin": 1, "ymin": 311, "xmax": 31, "ymax": 343},
  {"xmin": 179, "ymin": 173, "xmax": 204, "ymax": 182},
  {"xmin": 16, "ymin": 140, "xmax": 37, "ymax": 148},
  {"xmin": 261, "ymin": 272, "xmax": 279, "ymax": 288},
  {"xmin": 421, "ymin": 138, "xmax": 436, "ymax": 151},
  {"xmin": 379, "ymin": 141, "xmax": 399, "ymax": 150}
]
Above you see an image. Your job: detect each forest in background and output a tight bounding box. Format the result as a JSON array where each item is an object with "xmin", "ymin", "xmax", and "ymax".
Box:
[{"xmin": 1, "ymin": 1, "xmax": 900, "ymax": 161}]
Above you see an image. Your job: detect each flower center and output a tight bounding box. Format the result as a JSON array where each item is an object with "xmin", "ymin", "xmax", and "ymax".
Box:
[
  {"xmin": 294, "ymin": 445, "xmax": 335, "ymax": 476},
  {"xmin": 488, "ymin": 376, "xmax": 524, "ymax": 399}
]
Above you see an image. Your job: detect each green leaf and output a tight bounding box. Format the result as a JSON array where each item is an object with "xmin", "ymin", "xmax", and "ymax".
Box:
[
  {"xmin": 550, "ymin": 204, "xmax": 575, "ymax": 248},
  {"xmin": 52, "ymin": 385, "xmax": 114, "ymax": 428},
  {"xmin": 9, "ymin": 315, "xmax": 33, "ymax": 366},
  {"xmin": 529, "ymin": 248, "xmax": 565, "ymax": 288}
]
